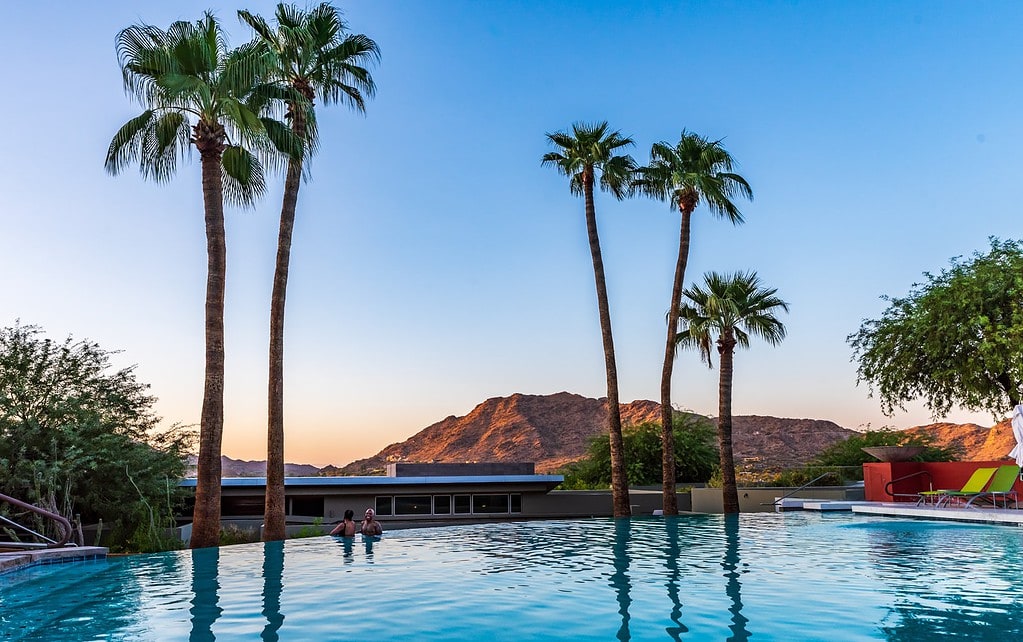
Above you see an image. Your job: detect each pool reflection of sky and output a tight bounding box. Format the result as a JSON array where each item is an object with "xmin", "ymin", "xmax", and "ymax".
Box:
[{"xmin": 4, "ymin": 515, "xmax": 1023, "ymax": 640}]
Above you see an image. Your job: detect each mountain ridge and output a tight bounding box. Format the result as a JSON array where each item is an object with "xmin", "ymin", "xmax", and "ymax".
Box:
[{"xmin": 197, "ymin": 393, "xmax": 1020, "ymax": 476}]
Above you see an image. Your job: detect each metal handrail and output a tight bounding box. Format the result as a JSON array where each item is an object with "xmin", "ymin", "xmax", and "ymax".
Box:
[
  {"xmin": 884, "ymin": 469, "xmax": 933, "ymax": 500},
  {"xmin": 762, "ymin": 471, "xmax": 841, "ymax": 506},
  {"xmin": 0, "ymin": 492, "xmax": 74, "ymax": 548}
]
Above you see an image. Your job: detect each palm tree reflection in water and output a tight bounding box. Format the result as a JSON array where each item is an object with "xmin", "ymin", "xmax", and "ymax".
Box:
[
  {"xmin": 663, "ymin": 517, "xmax": 688, "ymax": 640},
  {"xmin": 189, "ymin": 547, "xmax": 222, "ymax": 642},
  {"xmin": 610, "ymin": 519, "xmax": 632, "ymax": 641},
  {"xmin": 722, "ymin": 515, "xmax": 750, "ymax": 642},
  {"xmin": 261, "ymin": 541, "xmax": 285, "ymax": 641}
]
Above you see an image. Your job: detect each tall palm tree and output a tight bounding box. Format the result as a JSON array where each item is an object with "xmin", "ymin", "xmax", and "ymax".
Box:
[
  {"xmin": 542, "ymin": 122, "xmax": 636, "ymax": 517},
  {"xmin": 238, "ymin": 2, "xmax": 379, "ymax": 543},
  {"xmin": 633, "ymin": 132, "xmax": 752, "ymax": 516},
  {"xmin": 677, "ymin": 271, "xmax": 787, "ymax": 513},
  {"xmin": 106, "ymin": 13, "xmax": 300, "ymax": 548}
]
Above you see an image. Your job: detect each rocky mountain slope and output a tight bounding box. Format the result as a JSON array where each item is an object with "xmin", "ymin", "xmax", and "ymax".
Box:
[
  {"xmin": 200, "ymin": 394, "xmax": 1021, "ymax": 478},
  {"xmin": 184, "ymin": 455, "xmax": 320, "ymax": 478},
  {"xmin": 903, "ymin": 418, "xmax": 1015, "ymax": 461},
  {"xmin": 339, "ymin": 392, "xmax": 855, "ymax": 474}
]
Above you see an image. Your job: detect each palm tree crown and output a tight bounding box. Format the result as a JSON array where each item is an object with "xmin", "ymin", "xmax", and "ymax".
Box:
[
  {"xmin": 542, "ymin": 122, "xmax": 636, "ymax": 197},
  {"xmin": 633, "ymin": 131, "xmax": 752, "ymax": 220},
  {"xmin": 105, "ymin": 12, "xmax": 299, "ymax": 202},
  {"xmin": 239, "ymin": 2, "xmax": 379, "ymax": 152},
  {"xmin": 677, "ymin": 271, "xmax": 788, "ymax": 362}
]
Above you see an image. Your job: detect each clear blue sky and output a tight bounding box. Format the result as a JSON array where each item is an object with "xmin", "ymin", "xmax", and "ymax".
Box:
[{"xmin": 2, "ymin": 1, "xmax": 1020, "ymax": 466}]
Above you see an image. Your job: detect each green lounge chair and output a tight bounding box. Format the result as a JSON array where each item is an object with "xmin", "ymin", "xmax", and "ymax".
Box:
[
  {"xmin": 916, "ymin": 467, "xmax": 996, "ymax": 506},
  {"xmin": 952, "ymin": 464, "xmax": 1020, "ymax": 509}
]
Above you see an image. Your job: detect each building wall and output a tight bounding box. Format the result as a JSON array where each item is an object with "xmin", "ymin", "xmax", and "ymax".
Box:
[{"xmin": 863, "ymin": 461, "xmax": 1022, "ymax": 502}]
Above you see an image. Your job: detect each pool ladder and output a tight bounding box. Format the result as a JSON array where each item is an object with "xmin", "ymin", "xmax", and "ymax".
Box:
[{"xmin": 0, "ymin": 492, "xmax": 76, "ymax": 549}]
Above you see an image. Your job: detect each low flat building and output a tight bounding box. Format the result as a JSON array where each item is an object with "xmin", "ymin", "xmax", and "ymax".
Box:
[{"xmin": 178, "ymin": 463, "xmax": 564, "ymax": 533}]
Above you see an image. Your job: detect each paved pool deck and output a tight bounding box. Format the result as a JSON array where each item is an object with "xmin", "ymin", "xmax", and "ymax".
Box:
[
  {"xmin": 851, "ymin": 502, "xmax": 1023, "ymax": 526},
  {"xmin": 0, "ymin": 546, "xmax": 108, "ymax": 574},
  {"xmin": 775, "ymin": 497, "xmax": 1023, "ymax": 525}
]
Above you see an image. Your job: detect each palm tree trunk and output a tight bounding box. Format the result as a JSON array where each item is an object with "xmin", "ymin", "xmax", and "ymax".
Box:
[
  {"xmin": 659, "ymin": 210, "xmax": 693, "ymax": 515},
  {"xmin": 265, "ymin": 91, "xmax": 312, "ymax": 542},
  {"xmin": 191, "ymin": 132, "xmax": 228, "ymax": 549},
  {"xmin": 717, "ymin": 331, "xmax": 739, "ymax": 514},
  {"xmin": 582, "ymin": 171, "xmax": 630, "ymax": 517},
  {"xmin": 263, "ymin": 155, "xmax": 302, "ymax": 542}
]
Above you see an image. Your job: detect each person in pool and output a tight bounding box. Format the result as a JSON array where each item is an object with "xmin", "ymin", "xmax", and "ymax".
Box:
[
  {"xmin": 330, "ymin": 509, "xmax": 356, "ymax": 537},
  {"xmin": 360, "ymin": 508, "xmax": 383, "ymax": 536}
]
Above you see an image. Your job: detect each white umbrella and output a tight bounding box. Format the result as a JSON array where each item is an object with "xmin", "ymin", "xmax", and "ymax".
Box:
[{"xmin": 1008, "ymin": 405, "xmax": 1023, "ymax": 468}]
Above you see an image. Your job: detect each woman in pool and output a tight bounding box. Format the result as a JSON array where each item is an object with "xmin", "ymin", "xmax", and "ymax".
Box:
[
  {"xmin": 361, "ymin": 508, "xmax": 383, "ymax": 536},
  {"xmin": 330, "ymin": 509, "xmax": 357, "ymax": 537}
]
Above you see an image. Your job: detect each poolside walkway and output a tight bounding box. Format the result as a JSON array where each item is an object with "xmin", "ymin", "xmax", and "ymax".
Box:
[
  {"xmin": 851, "ymin": 502, "xmax": 1023, "ymax": 526},
  {"xmin": 775, "ymin": 497, "xmax": 1023, "ymax": 526},
  {"xmin": 0, "ymin": 546, "xmax": 108, "ymax": 575}
]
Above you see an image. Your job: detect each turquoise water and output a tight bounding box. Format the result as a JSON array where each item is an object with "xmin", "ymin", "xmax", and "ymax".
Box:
[{"xmin": 2, "ymin": 513, "xmax": 1022, "ymax": 640}]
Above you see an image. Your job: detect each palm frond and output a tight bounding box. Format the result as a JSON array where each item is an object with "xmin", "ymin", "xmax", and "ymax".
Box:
[
  {"xmin": 105, "ymin": 110, "xmax": 156, "ymax": 175},
  {"xmin": 221, "ymin": 145, "xmax": 266, "ymax": 207}
]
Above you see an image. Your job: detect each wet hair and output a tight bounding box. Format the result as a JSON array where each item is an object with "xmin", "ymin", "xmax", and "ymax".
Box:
[{"xmin": 343, "ymin": 509, "xmax": 354, "ymax": 520}]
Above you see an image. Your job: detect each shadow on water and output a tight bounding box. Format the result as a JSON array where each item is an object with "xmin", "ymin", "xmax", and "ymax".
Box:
[
  {"xmin": 188, "ymin": 547, "xmax": 222, "ymax": 642},
  {"xmin": 610, "ymin": 519, "xmax": 632, "ymax": 641},
  {"xmin": 261, "ymin": 541, "xmax": 285, "ymax": 642},
  {"xmin": 722, "ymin": 515, "xmax": 750, "ymax": 642},
  {"xmin": 662, "ymin": 517, "xmax": 689, "ymax": 641}
]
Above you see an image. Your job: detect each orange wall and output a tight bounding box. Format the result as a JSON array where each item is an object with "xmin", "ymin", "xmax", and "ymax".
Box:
[{"xmin": 863, "ymin": 461, "xmax": 1022, "ymax": 502}]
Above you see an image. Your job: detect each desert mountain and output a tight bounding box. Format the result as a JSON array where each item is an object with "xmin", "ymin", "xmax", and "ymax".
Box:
[
  {"xmin": 203, "ymin": 395, "xmax": 1021, "ymax": 478},
  {"xmin": 903, "ymin": 418, "xmax": 1015, "ymax": 461},
  {"xmin": 338, "ymin": 392, "xmax": 856, "ymax": 474},
  {"xmin": 184, "ymin": 455, "xmax": 320, "ymax": 478}
]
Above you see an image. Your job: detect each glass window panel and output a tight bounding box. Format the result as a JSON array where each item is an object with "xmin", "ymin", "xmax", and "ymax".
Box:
[
  {"xmin": 222, "ymin": 496, "xmax": 264, "ymax": 517},
  {"xmin": 434, "ymin": 495, "xmax": 451, "ymax": 515},
  {"xmin": 375, "ymin": 496, "xmax": 393, "ymax": 516},
  {"xmin": 453, "ymin": 494, "xmax": 471, "ymax": 514},
  {"xmin": 510, "ymin": 494, "xmax": 521, "ymax": 514},
  {"xmin": 472, "ymin": 494, "xmax": 509, "ymax": 514},
  {"xmin": 394, "ymin": 496, "xmax": 432, "ymax": 515},
  {"xmin": 289, "ymin": 496, "xmax": 324, "ymax": 517}
]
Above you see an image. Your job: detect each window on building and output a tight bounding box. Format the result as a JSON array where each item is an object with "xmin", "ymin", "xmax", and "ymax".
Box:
[
  {"xmin": 453, "ymin": 494, "xmax": 471, "ymax": 514},
  {"xmin": 288, "ymin": 496, "xmax": 324, "ymax": 517},
  {"xmin": 472, "ymin": 494, "xmax": 509, "ymax": 514},
  {"xmin": 222, "ymin": 496, "xmax": 264, "ymax": 516},
  {"xmin": 434, "ymin": 495, "xmax": 451, "ymax": 514},
  {"xmin": 394, "ymin": 496, "xmax": 432, "ymax": 515},
  {"xmin": 375, "ymin": 496, "xmax": 393, "ymax": 516},
  {"xmin": 510, "ymin": 494, "xmax": 521, "ymax": 514}
]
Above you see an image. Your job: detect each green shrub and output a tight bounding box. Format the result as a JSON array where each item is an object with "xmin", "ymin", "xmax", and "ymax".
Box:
[
  {"xmin": 560, "ymin": 413, "xmax": 718, "ymax": 489},
  {"xmin": 292, "ymin": 517, "xmax": 324, "ymax": 539},
  {"xmin": 218, "ymin": 525, "xmax": 259, "ymax": 546}
]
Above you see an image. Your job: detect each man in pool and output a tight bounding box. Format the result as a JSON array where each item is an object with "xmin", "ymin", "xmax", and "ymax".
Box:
[{"xmin": 361, "ymin": 508, "xmax": 383, "ymax": 536}]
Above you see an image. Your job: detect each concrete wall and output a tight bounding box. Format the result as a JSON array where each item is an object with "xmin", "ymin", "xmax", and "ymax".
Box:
[{"xmin": 691, "ymin": 486, "xmax": 862, "ymax": 513}]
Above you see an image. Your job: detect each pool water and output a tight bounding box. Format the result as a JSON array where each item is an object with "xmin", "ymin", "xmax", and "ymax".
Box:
[{"xmin": 2, "ymin": 513, "xmax": 1022, "ymax": 640}]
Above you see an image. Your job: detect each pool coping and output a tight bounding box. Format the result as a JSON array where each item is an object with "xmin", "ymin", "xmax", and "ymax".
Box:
[
  {"xmin": 0, "ymin": 546, "xmax": 108, "ymax": 575},
  {"xmin": 852, "ymin": 502, "xmax": 1023, "ymax": 526}
]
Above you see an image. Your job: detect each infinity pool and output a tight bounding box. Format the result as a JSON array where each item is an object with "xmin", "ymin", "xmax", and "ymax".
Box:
[{"xmin": 2, "ymin": 513, "xmax": 1022, "ymax": 640}]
